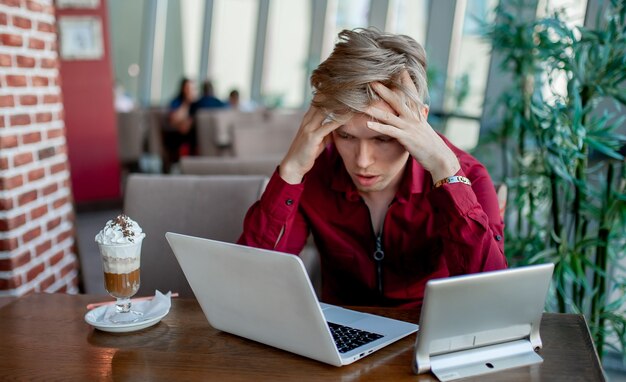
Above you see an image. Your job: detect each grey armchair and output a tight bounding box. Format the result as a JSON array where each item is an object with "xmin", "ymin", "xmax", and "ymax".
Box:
[{"xmin": 123, "ymin": 174, "xmax": 268, "ymax": 297}]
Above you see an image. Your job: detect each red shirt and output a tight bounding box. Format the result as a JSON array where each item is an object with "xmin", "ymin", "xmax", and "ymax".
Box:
[{"xmin": 238, "ymin": 138, "xmax": 507, "ymax": 309}]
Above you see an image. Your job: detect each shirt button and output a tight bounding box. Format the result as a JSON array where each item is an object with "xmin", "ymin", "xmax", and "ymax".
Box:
[
  {"xmin": 495, "ymin": 235, "xmax": 502, "ymax": 241},
  {"xmin": 285, "ymin": 199, "xmax": 293, "ymax": 206}
]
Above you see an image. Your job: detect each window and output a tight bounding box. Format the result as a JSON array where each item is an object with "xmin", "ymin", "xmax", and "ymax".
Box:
[
  {"xmin": 208, "ymin": 0, "xmax": 259, "ymax": 102},
  {"xmin": 263, "ymin": 0, "xmax": 311, "ymax": 108}
]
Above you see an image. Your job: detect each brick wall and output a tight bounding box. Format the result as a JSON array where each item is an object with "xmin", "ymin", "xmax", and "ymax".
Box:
[{"xmin": 0, "ymin": 0, "xmax": 79, "ymax": 296}]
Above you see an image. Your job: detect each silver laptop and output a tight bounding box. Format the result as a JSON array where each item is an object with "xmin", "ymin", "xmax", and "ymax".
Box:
[
  {"xmin": 413, "ymin": 263, "xmax": 554, "ymax": 381},
  {"xmin": 166, "ymin": 232, "xmax": 418, "ymax": 366}
]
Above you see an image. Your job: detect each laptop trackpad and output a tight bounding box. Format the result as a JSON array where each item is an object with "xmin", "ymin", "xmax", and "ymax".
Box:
[{"xmin": 322, "ymin": 305, "xmax": 366, "ymax": 325}]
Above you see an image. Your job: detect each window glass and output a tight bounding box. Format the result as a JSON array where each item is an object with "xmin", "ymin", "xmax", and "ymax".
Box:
[
  {"xmin": 208, "ymin": 0, "xmax": 259, "ymax": 102},
  {"xmin": 536, "ymin": 0, "xmax": 588, "ymax": 103},
  {"xmin": 180, "ymin": 0, "xmax": 205, "ymax": 80},
  {"xmin": 263, "ymin": 0, "xmax": 311, "ymax": 108},
  {"xmin": 385, "ymin": 0, "xmax": 429, "ymax": 45},
  {"xmin": 322, "ymin": 0, "xmax": 371, "ymax": 59},
  {"xmin": 444, "ymin": 0, "xmax": 499, "ymax": 118}
]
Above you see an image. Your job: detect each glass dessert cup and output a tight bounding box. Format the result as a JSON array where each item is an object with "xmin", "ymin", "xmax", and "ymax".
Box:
[{"xmin": 98, "ymin": 241, "xmax": 144, "ymax": 324}]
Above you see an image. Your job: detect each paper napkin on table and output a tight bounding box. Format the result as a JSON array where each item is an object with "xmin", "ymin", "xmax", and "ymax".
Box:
[{"xmin": 102, "ymin": 290, "xmax": 172, "ymax": 323}]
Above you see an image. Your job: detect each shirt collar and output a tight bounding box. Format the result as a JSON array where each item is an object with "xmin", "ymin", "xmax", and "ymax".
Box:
[{"xmin": 329, "ymin": 147, "xmax": 431, "ymax": 203}]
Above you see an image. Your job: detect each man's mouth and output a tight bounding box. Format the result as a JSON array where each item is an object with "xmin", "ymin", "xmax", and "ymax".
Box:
[{"xmin": 354, "ymin": 174, "xmax": 380, "ymax": 187}]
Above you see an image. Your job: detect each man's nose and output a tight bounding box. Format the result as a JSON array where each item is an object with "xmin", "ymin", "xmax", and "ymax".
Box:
[{"xmin": 356, "ymin": 141, "xmax": 375, "ymax": 169}]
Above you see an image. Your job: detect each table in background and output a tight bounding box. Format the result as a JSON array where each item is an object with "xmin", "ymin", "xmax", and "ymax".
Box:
[{"xmin": 0, "ymin": 294, "xmax": 605, "ymax": 381}]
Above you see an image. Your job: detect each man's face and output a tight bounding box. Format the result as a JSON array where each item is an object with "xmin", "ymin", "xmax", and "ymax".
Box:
[{"xmin": 332, "ymin": 101, "xmax": 409, "ymax": 197}]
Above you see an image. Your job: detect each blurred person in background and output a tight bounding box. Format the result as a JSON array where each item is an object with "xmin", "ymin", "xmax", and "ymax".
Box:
[
  {"xmin": 166, "ymin": 77, "xmax": 198, "ymax": 167},
  {"xmin": 191, "ymin": 80, "xmax": 227, "ymax": 115}
]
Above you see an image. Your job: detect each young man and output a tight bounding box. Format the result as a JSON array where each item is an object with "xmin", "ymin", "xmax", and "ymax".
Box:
[{"xmin": 238, "ymin": 28, "xmax": 507, "ymax": 308}]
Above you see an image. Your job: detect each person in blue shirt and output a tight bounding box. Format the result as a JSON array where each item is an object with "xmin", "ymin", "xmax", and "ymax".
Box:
[{"xmin": 190, "ymin": 80, "xmax": 227, "ymax": 115}]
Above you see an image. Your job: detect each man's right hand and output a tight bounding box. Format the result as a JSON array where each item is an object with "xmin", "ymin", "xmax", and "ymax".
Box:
[{"xmin": 279, "ymin": 105, "xmax": 341, "ymax": 184}]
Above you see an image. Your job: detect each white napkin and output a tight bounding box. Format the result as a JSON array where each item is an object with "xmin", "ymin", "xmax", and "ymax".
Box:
[{"xmin": 102, "ymin": 290, "xmax": 172, "ymax": 323}]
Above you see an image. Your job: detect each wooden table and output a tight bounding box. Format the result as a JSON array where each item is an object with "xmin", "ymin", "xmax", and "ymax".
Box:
[{"xmin": 0, "ymin": 293, "xmax": 605, "ymax": 381}]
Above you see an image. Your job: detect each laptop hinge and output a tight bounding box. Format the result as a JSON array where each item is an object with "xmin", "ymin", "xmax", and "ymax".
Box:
[{"xmin": 430, "ymin": 339, "xmax": 543, "ymax": 381}]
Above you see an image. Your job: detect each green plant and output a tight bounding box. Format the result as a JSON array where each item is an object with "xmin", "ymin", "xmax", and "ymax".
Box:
[{"xmin": 481, "ymin": 0, "xmax": 626, "ymax": 361}]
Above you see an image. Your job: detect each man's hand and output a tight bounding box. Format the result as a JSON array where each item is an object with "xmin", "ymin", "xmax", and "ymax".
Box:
[
  {"xmin": 279, "ymin": 104, "xmax": 341, "ymax": 184},
  {"xmin": 364, "ymin": 70, "xmax": 460, "ymax": 183}
]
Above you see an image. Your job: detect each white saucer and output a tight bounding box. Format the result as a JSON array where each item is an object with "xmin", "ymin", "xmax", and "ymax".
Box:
[{"xmin": 84, "ymin": 302, "xmax": 169, "ymax": 333}]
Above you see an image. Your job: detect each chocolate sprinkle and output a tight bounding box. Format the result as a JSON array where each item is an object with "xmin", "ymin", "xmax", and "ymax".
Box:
[{"xmin": 113, "ymin": 214, "xmax": 136, "ymax": 242}]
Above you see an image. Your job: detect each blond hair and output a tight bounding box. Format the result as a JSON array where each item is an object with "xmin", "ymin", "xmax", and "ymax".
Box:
[{"xmin": 311, "ymin": 28, "xmax": 428, "ymax": 123}]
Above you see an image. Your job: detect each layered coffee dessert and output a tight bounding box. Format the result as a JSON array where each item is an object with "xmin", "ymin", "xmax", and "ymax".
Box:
[{"xmin": 95, "ymin": 214, "xmax": 145, "ymax": 299}]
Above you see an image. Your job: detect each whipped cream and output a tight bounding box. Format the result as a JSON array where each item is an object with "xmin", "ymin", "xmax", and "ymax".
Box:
[{"xmin": 95, "ymin": 214, "xmax": 146, "ymax": 245}]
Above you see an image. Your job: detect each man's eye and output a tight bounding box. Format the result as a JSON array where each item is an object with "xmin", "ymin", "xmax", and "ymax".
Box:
[
  {"xmin": 375, "ymin": 136, "xmax": 392, "ymax": 143},
  {"xmin": 337, "ymin": 132, "xmax": 353, "ymax": 139}
]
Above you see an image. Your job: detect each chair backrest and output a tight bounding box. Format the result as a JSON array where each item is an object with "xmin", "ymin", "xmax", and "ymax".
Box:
[
  {"xmin": 123, "ymin": 174, "xmax": 268, "ymax": 297},
  {"xmin": 180, "ymin": 156, "xmax": 281, "ymax": 177},
  {"xmin": 496, "ymin": 183, "xmax": 507, "ymax": 220},
  {"xmin": 232, "ymin": 121, "xmax": 298, "ymax": 157},
  {"xmin": 116, "ymin": 110, "xmax": 146, "ymax": 163}
]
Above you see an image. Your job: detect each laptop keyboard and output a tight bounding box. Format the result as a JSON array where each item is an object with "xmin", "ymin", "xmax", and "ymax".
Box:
[{"xmin": 327, "ymin": 322, "xmax": 384, "ymax": 354}]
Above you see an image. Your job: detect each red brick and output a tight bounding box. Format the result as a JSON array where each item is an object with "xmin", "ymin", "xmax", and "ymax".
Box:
[
  {"xmin": 16, "ymin": 55, "xmax": 36, "ymax": 68},
  {"xmin": 37, "ymin": 21, "xmax": 54, "ymax": 33},
  {"xmin": 0, "ymin": 197, "xmax": 13, "ymax": 211},
  {"xmin": 28, "ymin": 168, "xmax": 45, "ymax": 182},
  {"xmin": 10, "ymin": 114, "xmax": 30, "ymax": 126},
  {"xmin": 12, "ymin": 16, "xmax": 32, "ymax": 30},
  {"xmin": 49, "ymin": 40, "xmax": 57, "ymax": 51},
  {"xmin": 36, "ymin": 240, "xmax": 52, "ymax": 256},
  {"xmin": 36, "ymin": 112, "xmax": 52, "ymax": 123},
  {"xmin": 46, "ymin": 217, "xmax": 61, "ymax": 230},
  {"xmin": 26, "ymin": 0, "xmax": 42, "ymax": 11},
  {"xmin": 42, "ymin": 183, "xmax": 58, "ymax": 196},
  {"xmin": 53, "ymin": 196, "xmax": 69, "ymax": 209},
  {"xmin": 0, "ymin": 275, "xmax": 22, "ymax": 290},
  {"xmin": 61, "ymin": 261, "xmax": 77, "ymax": 278},
  {"xmin": 17, "ymin": 190, "xmax": 37, "ymax": 206},
  {"xmin": 50, "ymin": 162, "xmax": 66, "ymax": 174},
  {"xmin": 0, "ymin": 33, "xmax": 22, "ymax": 47},
  {"xmin": 31, "ymin": 76, "xmax": 48, "ymax": 87},
  {"xmin": 0, "ymin": 53, "xmax": 12, "ymax": 66},
  {"xmin": 0, "ymin": 251, "xmax": 31, "ymax": 271},
  {"xmin": 0, "ymin": 135, "xmax": 18, "ymax": 148},
  {"xmin": 39, "ymin": 273, "xmax": 56, "ymax": 291},
  {"xmin": 0, "ymin": 95, "xmax": 14, "ymax": 107},
  {"xmin": 23, "ymin": 226, "xmax": 41, "ymax": 243},
  {"xmin": 43, "ymin": 94, "xmax": 59, "ymax": 104},
  {"xmin": 23, "ymin": 131, "xmax": 41, "ymax": 144},
  {"xmin": 40, "ymin": 58, "xmax": 57, "ymax": 69},
  {"xmin": 38, "ymin": 146, "xmax": 55, "ymax": 160},
  {"xmin": 13, "ymin": 152, "xmax": 33, "ymax": 167},
  {"xmin": 0, "ymin": 158, "xmax": 8, "ymax": 170},
  {"xmin": 1, "ymin": 174, "xmax": 23, "ymax": 190},
  {"xmin": 28, "ymin": 37, "xmax": 45, "ymax": 50},
  {"xmin": 19, "ymin": 94, "xmax": 37, "ymax": 106},
  {"xmin": 26, "ymin": 262, "xmax": 45, "ymax": 281},
  {"xmin": 0, "ymin": 0, "xmax": 21, "ymax": 7},
  {"xmin": 0, "ymin": 213, "xmax": 26, "ymax": 231},
  {"xmin": 47, "ymin": 128, "xmax": 64, "ymax": 139},
  {"xmin": 0, "ymin": 12, "xmax": 7, "ymax": 26},
  {"xmin": 0, "ymin": 238, "xmax": 18, "ymax": 251},
  {"xmin": 30, "ymin": 204, "xmax": 48, "ymax": 219},
  {"xmin": 6, "ymin": 75, "xmax": 27, "ymax": 87},
  {"xmin": 48, "ymin": 251, "xmax": 63, "ymax": 266}
]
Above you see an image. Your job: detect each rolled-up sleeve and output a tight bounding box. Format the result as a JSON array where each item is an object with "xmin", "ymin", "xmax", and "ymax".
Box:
[{"xmin": 428, "ymin": 168, "xmax": 507, "ymax": 275}]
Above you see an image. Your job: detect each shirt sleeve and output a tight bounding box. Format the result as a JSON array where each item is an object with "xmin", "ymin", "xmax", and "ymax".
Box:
[
  {"xmin": 427, "ymin": 167, "xmax": 507, "ymax": 276},
  {"xmin": 237, "ymin": 169, "xmax": 310, "ymax": 255}
]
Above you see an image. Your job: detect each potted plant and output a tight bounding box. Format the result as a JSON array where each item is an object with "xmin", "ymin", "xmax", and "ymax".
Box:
[{"xmin": 480, "ymin": 0, "xmax": 626, "ymax": 362}]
